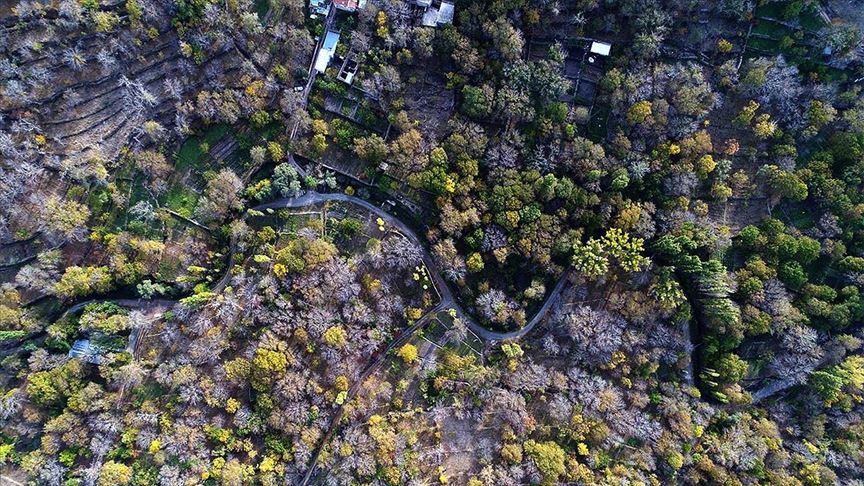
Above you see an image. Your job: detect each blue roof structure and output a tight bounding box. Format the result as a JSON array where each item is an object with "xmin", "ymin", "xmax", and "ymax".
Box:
[{"xmin": 323, "ymin": 31, "xmax": 340, "ymax": 50}]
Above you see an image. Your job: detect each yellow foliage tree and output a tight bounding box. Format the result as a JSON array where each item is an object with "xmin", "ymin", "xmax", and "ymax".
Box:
[{"xmin": 397, "ymin": 344, "xmax": 418, "ymax": 364}]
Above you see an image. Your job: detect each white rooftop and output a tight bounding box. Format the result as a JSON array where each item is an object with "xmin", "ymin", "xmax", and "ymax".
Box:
[
  {"xmin": 420, "ymin": 2, "xmax": 454, "ymax": 27},
  {"xmin": 590, "ymin": 41, "xmax": 612, "ymax": 56},
  {"xmin": 421, "ymin": 7, "xmax": 437, "ymax": 26},
  {"xmin": 437, "ymin": 2, "xmax": 454, "ymax": 23}
]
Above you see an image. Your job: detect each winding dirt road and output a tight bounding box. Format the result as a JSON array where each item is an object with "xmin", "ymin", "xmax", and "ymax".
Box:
[{"xmin": 256, "ymin": 191, "xmax": 572, "ymax": 342}]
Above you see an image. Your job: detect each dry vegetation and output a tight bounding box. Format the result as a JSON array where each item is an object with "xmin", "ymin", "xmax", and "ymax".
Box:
[{"xmin": 2, "ymin": 0, "xmax": 864, "ymax": 484}]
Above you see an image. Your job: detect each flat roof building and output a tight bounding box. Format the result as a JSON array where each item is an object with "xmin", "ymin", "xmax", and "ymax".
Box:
[
  {"xmin": 590, "ymin": 41, "xmax": 612, "ymax": 56},
  {"xmin": 314, "ymin": 31, "xmax": 341, "ymax": 73}
]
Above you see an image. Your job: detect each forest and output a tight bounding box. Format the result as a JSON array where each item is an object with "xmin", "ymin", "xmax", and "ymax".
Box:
[{"xmin": 1, "ymin": 0, "xmax": 864, "ymax": 484}]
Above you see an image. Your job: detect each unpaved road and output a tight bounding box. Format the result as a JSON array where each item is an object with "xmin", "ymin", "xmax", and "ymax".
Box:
[{"xmin": 256, "ymin": 191, "xmax": 572, "ymax": 342}]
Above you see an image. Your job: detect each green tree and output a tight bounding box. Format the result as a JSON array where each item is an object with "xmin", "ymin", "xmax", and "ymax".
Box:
[
  {"xmin": 796, "ymin": 236, "xmax": 821, "ymax": 265},
  {"xmin": 760, "ymin": 165, "xmax": 808, "ymax": 202},
  {"xmin": 43, "ymin": 196, "xmax": 91, "ymax": 238},
  {"xmin": 651, "ymin": 267, "xmax": 686, "ymax": 310},
  {"xmin": 267, "ymin": 141, "xmax": 285, "ymax": 162},
  {"xmin": 312, "ymin": 134, "xmax": 327, "ymax": 155},
  {"xmin": 804, "ymin": 100, "xmax": 836, "ymax": 137},
  {"xmin": 810, "ymin": 369, "xmax": 844, "ymax": 406},
  {"xmin": 627, "ymin": 100, "xmax": 653, "ymax": 125},
  {"xmin": 323, "ymin": 326, "xmax": 348, "ymax": 348},
  {"xmin": 461, "ymin": 85, "xmax": 493, "ymax": 119},
  {"xmin": 253, "ymin": 348, "xmax": 288, "ymax": 373},
  {"xmin": 273, "ymin": 163, "xmax": 302, "ymax": 198},
  {"xmin": 338, "ymin": 218, "xmax": 364, "ymax": 239},
  {"xmin": 602, "ymin": 228, "xmax": 651, "ymax": 272},
  {"xmin": 27, "ymin": 372, "xmax": 60, "ymax": 406},
  {"xmin": 98, "ymin": 461, "xmax": 132, "ymax": 486},
  {"xmin": 737, "ymin": 225, "xmax": 767, "ymax": 251},
  {"xmin": 779, "ymin": 261, "xmax": 808, "ymax": 289},
  {"xmin": 840, "ymin": 256, "xmax": 864, "ymax": 273},
  {"xmin": 735, "ymin": 100, "xmax": 760, "ymax": 126},
  {"xmin": 411, "ymin": 163, "xmax": 456, "ymax": 196},
  {"xmin": 251, "ymin": 348, "xmax": 288, "ymax": 391},
  {"xmin": 466, "ymin": 252, "xmax": 485, "ymax": 273},
  {"xmin": 54, "ymin": 266, "xmax": 113, "ymax": 299},
  {"xmin": 26, "ymin": 361, "xmax": 84, "ymax": 407},
  {"xmin": 715, "ymin": 352, "xmax": 749, "ymax": 383},
  {"xmin": 353, "ymin": 134, "xmax": 389, "ymax": 164},
  {"xmin": 244, "ymin": 179, "xmax": 273, "ymax": 201},
  {"xmin": 137, "ymin": 279, "xmax": 169, "ymax": 299},
  {"xmin": 79, "ymin": 302, "xmax": 130, "ymax": 335},
  {"xmin": 523, "ymin": 440, "xmax": 566, "ymax": 484},
  {"xmin": 610, "ymin": 168, "xmax": 630, "ymax": 190},
  {"xmin": 572, "ymin": 238, "xmax": 608, "ymax": 279},
  {"xmin": 811, "ymin": 355, "xmax": 864, "ymax": 408}
]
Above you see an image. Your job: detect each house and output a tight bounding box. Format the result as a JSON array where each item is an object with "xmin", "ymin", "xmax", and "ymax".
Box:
[
  {"xmin": 314, "ymin": 30, "xmax": 341, "ymax": 73},
  {"xmin": 334, "ymin": 0, "xmax": 367, "ymax": 11},
  {"xmin": 420, "ymin": 0, "xmax": 454, "ymax": 27}
]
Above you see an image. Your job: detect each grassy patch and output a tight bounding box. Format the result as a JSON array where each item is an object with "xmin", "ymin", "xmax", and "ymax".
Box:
[
  {"xmin": 254, "ymin": 0, "xmax": 270, "ymax": 19},
  {"xmin": 128, "ymin": 176, "xmax": 152, "ymax": 207},
  {"xmin": 747, "ymin": 36, "xmax": 781, "ymax": 53},
  {"xmin": 755, "ymin": 1, "xmax": 828, "ymax": 31},
  {"xmin": 423, "ymin": 317, "xmax": 449, "ymax": 344},
  {"xmin": 107, "ymin": 177, "xmax": 143, "ymax": 230},
  {"xmin": 752, "ymin": 19, "xmax": 790, "ymax": 39},
  {"xmin": 586, "ymin": 105, "xmax": 610, "ymax": 142},
  {"xmin": 755, "ymin": 1, "xmax": 787, "ymax": 19},
  {"xmin": 257, "ymin": 120, "xmax": 285, "ymax": 143},
  {"xmin": 132, "ymin": 382, "xmax": 167, "ymax": 407},
  {"xmin": 87, "ymin": 185, "xmax": 113, "ymax": 218},
  {"xmin": 799, "ymin": 9, "xmax": 828, "ymax": 31},
  {"xmin": 799, "ymin": 63, "xmax": 849, "ymax": 83},
  {"xmin": 779, "ymin": 204, "xmax": 815, "ymax": 230},
  {"xmin": 164, "ymin": 185, "xmax": 199, "ymax": 217},
  {"xmin": 175, "ymin": 124, "xmax": 228, "ymax": 172}
]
